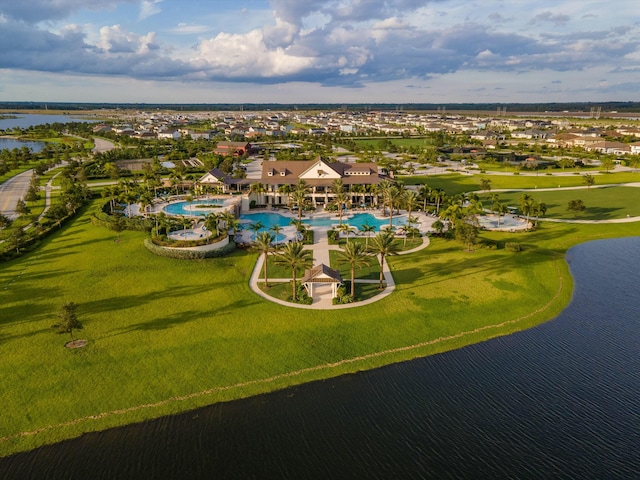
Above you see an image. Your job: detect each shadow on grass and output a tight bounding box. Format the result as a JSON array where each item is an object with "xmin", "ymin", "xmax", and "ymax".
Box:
[{"xmin": 106, "ymin": 299, "xmax": 259, "ymax": 336}]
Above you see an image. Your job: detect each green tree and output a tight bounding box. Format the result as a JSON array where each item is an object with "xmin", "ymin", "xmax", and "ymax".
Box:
[
  {"xmin": 336, "ymin": 222, "xmax": 355, "ymax": 243},
  {"xmin": 480, "ymin": 178, "xmax": 492, "ymax": 191},
  {"xmin": 367, "ymin": 231, "xmax": 399, "ymax": 289},
  {"xmin": 55, "ymin": 301, "xmax": 83, "ymax": 339},
  {"xmin": 0, "ymin": 213, "xmax": 12, "ymax": 230},
  {"xmin": 15, "ymin": 198, "xmax": 30, "ymax": 216},
  {"xmin": 568, "ymin": 199, "xmax": 585, "ymax": 217},
  {"xmin": 251, "ymin": 231, "xmax": 275, "ymax": 288},
  {"xmin": 274, "ymin": 241, "xmax": 314, "ymax": 301},
  {"xmin": 583, "ymin": 173, "xmax": 595, "ymax": 188},
  {"xmin": 455, "ymin": 218, "xmax": 479, "ymax": 252},
  {"xmin": 359, "ymin": 222, "xmax": 376, "ymax": 247},
  {"xmin": 337, "ymin": 242, "xmax": 371, "ymax": 299}
]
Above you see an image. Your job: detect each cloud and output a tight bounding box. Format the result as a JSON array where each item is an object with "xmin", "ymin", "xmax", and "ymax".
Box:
[
  {"xmin": 169, "ymin": 23, "xmax": 213, "ymax": 35},
  {"xmin": 139, "ymin": 0, "xmax": 162, "ymax": 21},
  {"xmin": 1, "ymin": 0, "xmax": 137, "ymax": 24},
  {"xmin": 529, "ymin": 11, "xmax": 570, "ymax": 26}
]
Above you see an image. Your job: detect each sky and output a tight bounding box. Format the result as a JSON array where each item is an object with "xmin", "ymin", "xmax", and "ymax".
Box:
[{"xmin": 1, "ymin": 0, "xmax": 640, "ymax": 104}]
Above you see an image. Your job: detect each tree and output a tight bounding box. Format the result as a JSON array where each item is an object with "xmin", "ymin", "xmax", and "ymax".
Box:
[
  {"xmin": 333, "ymin": 190, "xmax": 350, "ymax": 225},
  {"xmin": 249, "ymin": 182, "xmax": 266, "ymax": 205},
  {"xmin": 251, "ymin": 231, "xmax": 275, "ymax": 288},
  {"xmin": 431, "ymin": 188, "xmax": 446, "ymax": 214},
  {"xmin": 583, "ymin": 173, "xmax": 595, "ymax": 188},
  {"xmin": 336, "ymin": 222, "xmax": 355, "ymax": 243},
  {"xmin": 15, "ymin": 198, "xmax": 30, "ymax": 216},
  {"xmin": 480, "ymin": 178, "xmax": 492, "ymax": 191},
  {"xmin": 568, "ymin": 199, "xmax": 585, "ymax": 217},
  {"xmin": 111, "ymin": 215, "xmax": 126, "ymax": 241},
  {"xmin": 432, "ymin": 219, "xmax": 445, "ymax": 235},
  {"xmin": 337, "ymin": 242, "xmax": 371, "ymax": 299},
  {"xmin": 600, "ymin": 156, "xmax": 615, "ymax": 173},
  {"xmin": 290, "ymin": 219, "xmax": 308, "ymax": 241},
  {"xmin": 455, "ymin": 218, "xmax": 479, "ymax": 252},
  {"xmin": 270, "ymin": 224, "xmax": 283, "ymax": 246},
  {"xmin": 367, "ymin": 231, "xmax": 399, "ymax": 289},
  {"xmin": 0, "ymin": 213, "xmax": 12, "ymax": 230},
  {"xmin": 418, "ymin": 183, "xmax": 431, "ymax": 212},
  {"xmin": 359, "ymin": 222, "xmax": 376, "ymax": 247},
  {"xmin": 273, "ymin": 241, "xmax": 313, "ymax": 301},
  {"xmin": 558, "ymin": 158, "xmax": 575, "ymax": 170},
  {"xmin": 493, "ymin": 201, "xmax": 508, "ymax": 226},
  {"xmin": 55, "ymin": 301, "xmax": 83, "ymax": 339},
  {"xmin": 404, "ymin": 190, "xmax": 419, "ymax": 226}
]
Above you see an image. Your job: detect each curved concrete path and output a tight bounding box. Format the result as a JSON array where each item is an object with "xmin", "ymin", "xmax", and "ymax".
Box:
[{"xmin": 249, "ymin": 226, "xmax": 430, "ymax": 310}]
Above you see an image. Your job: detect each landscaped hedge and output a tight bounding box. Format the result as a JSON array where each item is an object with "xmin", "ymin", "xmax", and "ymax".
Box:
[
  {"xmin": 92, "ymin": 202, "xmax": 153, "ymax": 232},
  {"xmin": 143, "ymin": 238, "xmax": 236, "ymax": 259}
]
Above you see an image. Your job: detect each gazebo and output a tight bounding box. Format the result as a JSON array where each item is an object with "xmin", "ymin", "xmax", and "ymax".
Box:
[{"xmin": 301, "ymin": 264, "xmax": 343, "ymax": 299}]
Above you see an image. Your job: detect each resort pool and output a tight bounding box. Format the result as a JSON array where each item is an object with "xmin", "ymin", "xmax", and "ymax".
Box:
[
  {"xmin": 164, "ymin": 199, "xmax": 226, "ymax": 216},
  {"xmin": 240, "ymin": 212, "xmax": 408, "ymax": 231},
  {"xmin": 250, "ymin": 232, "xmax": 287, "ymax": 243}
]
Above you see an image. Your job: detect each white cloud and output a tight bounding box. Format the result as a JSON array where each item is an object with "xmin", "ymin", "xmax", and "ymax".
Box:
[{"xmin": 139, "ymin": 0, "xmax": 162, "ymax": 21}]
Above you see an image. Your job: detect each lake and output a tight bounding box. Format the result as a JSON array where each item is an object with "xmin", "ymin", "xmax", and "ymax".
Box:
[
  {"xmin": 0, "ymin": 113, "xmax": 96, "ymax": 131},
  {"xmin": 1, "ymin": 237, "xmax": 639, "ymax": 479},
  {"xmin": 0, "ymin": 138, "xmax": 47, "ymax": 153}
]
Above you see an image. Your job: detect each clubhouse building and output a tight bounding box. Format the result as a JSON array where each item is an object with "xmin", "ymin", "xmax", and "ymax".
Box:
[{"xmin": 200, "ymin": 157, "xmax": 394, "ymax": 208}]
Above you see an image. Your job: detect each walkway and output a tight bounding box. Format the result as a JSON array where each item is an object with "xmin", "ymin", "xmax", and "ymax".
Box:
[{"xmin": 248, "ymin": 223, "xmax": 430, "ymax": 310}]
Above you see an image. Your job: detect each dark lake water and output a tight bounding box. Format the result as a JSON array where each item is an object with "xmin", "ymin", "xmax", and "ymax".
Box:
[
  {"xmin": 0, "ymin": 114, "xmax": 95, "ymax": 131},
  {"xmin": 1, "ymin": 237, "xmax": 639, "ymax": 479},
  {"xmin": 0, "ymin": 138, "xmax": 46, "ymax": 152}
]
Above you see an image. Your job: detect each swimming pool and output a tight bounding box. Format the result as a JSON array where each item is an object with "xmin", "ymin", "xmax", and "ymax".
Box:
[
  {"xmin": 164, "ymin": 199, "xmax": 226, "ymax": 216},
  {"xmin": 240, "ymin": 212, "xmax": 408, "ymax": 231}
]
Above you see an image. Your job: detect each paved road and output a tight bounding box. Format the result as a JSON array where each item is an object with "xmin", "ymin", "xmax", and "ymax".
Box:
[{"xmin": 0, "ymin": 169, "xmax": 33, "ymax": 220}]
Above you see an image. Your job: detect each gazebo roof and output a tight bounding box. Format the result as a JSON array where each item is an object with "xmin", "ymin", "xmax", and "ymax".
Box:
[{"xmin": 301, "ymin": 264, "xmax": 343, "ymax": 284}]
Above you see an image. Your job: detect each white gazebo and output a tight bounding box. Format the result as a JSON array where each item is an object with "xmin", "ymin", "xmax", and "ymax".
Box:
[{"xmin": 301, "ymin": 264, "xmax": 343, "ymax": 299}]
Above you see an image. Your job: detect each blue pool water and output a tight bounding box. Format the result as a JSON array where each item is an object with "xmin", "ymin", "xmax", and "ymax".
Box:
[
  {"xmin": 164, "ymin": 199, "xmax": 225, "ymax": 216},
  {"xmin": 240, "ymin": 212, "xmax": 408, "ymax": 231},
  {"xmin": 250, "ymin": 232, "xmax": 287, "ymax": 243}
]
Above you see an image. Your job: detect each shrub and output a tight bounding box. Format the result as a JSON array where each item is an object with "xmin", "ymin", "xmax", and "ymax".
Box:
[
  {"xmin": 143, "ymin": 238, "xmax": 236, "ymax": 259},
  {"xmin": 505, "ymin": 242, "xmax": 522, "ymax": 252}
]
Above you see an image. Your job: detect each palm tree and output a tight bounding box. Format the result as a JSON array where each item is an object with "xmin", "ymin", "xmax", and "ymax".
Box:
[
  {"xmin": 251, "ymin": 231, "xmax": 275, "ymax": 288},
  {"xmin": 418, "ymin": 183, "xmax": 431, "ymax": 212},
  {"xmin": 493, "ymin": 202, "xmax": 508, "ymax": 227},
  {"xmin": 290, "ymin": 219, "xmax": 308, "ymax": 241},
  {"xmin": 273, "ymin": 241, "xmax": 313, "ymax": 301},
  {"xmin": 359, "ymin": 222, "xmax": 376, "ymax": 247},
  {"xmin": 336, "ymin": 222, "xmax": 355, "ymax": 243},
  {"xmin": 290, "ymin": 189, "xmax": 307, "ymax": 221},
  {"xmin": 376, "ymin": 179, "xmax": 393, "ymax": 215},
  {"xmin": 337, "ymin": 242, "xmax": 371, "ymax": 299},
  {"xmin": 518, "ymin": 193, "xmax": 535, "ymax": 224},
  {"xmin": 367, "ymin": 231, "xmax": 399, "ymax": 289},
  {"xmin": 431, "ymin": 188, "xmax": 446, "ymax": 215},
  {"xmin": 249, "ymin": 182, "xmax": 266, "ymax": 205},
  {"xmin": 270, "ymin": 224, "xmax": 283, "ymax": 246},
  {"xmin": 333, "ymin": 190, "xmax": 350, "ymax": 225},
  {"xmin": 248, "ymin": 221, "xmax": 264, "ymax": 238},
  {"xmin": 404, "ymin": 190, "xmax": 419, "ymax": 226},
  {"xmin": 385, "ymin": 185, "xmax": 405, "ymax": 229}
]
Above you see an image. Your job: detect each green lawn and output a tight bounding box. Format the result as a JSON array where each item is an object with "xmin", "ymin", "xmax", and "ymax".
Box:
[
  {"xmin": 1, "ymin": 198, "xmax": 639, "ymax": 456},
  {"xmin": 482, "ymin": 186, "xmax": 640, "ymax": 220},
  {"xmin": 401, "ymin": 171, "xmax": 640, "ymax": 195}
]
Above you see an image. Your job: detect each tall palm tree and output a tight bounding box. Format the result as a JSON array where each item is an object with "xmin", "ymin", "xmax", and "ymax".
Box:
[
  {"xmin": 376, "ymin": 179, "xmax": 393, "ymax": 215},
  {"xmin": 337, "ymin": 242, "xmax": 371, "ymax": 299},
  {"xmin": 367, "ymin": 231, "xmax": 399, "ymax": 289},
  {"xmin": 404, "ymin": 190, "xmax": 419, "ymax": 226},
  {"xmin": 418, "ymin": 183, "xmax": 431, "ymax": 212},
  {"xmin": 290, "ymin": 189, "xmax": 307, "ymax": 221},
  {"xmin": 290, "ymin": 219, "xmax": 308, "ymax": 241},
  {"xmin": 270, "ymin": 224, "xmax": 283, "ymax": 246},
  {"xmin": 251, "ymin": 231, "xmax": 275, "ymax": 288},
  {"xmin": 386, "ymin": 185, "xmax": 405, "ymax": 229},
  {"xmin": 249, "ymin": 182, "xmax": 266, "ymax": 205},
  {"xmin": 333, "ymin": 190, "xmax": 350, "ymax": 225},
  {"xmin": 336, "ymin": 222, "xmax": 355, "ymax": 243},
  {"xmin": 431, "ymin": 188, "xmax": 446, "ymax": 215},
  {"xmin": 359, "ymin": 222, "xmax": 376, "ymax": 247},
  {"xmin": 248, "ymin": 221, "xmax": 264, "ymax": 237},
  {"xmin": 274, "ymin": 241, "xmax": 314, "ymax": 301}
]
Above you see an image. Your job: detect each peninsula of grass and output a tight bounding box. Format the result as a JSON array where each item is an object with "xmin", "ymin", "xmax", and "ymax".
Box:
[
  {"xmin": 480, "ymin": 186, "xmax": 640, "ymax": 220},
  {"xmin": 1, "ymin": 198, "xmax": 639, "ymax": 457}
]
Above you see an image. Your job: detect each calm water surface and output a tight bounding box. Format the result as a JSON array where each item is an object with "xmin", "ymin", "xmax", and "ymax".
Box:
[
  {"xmin": 0, "ymin": 114, "xmax": 95, "ymax": 130},
  {"xmin": 1, "ymin": 237, "xmax": 639, "ymax": 479},
  {"xmin": 0, "ymin": 138, "xmax": 46, "ymax": 152}
]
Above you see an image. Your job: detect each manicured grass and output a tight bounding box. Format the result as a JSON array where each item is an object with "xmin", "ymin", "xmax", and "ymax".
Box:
[
  {"xmin": 401, "ymin": 171, "xmax": 640, "ymax": 194},
  {"xmin": 482, "ymin": 186, "xmax": 640, "ymax": 220},
  {"xmin": 329, "ymin": 249, "xmax": 381, "ymax": 280},
  {"xmin": 1, "ymin": 198, "xmax": 639, "ymax": 456}
]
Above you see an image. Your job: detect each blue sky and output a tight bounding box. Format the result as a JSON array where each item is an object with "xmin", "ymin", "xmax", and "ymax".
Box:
[{"xmin": 1, "ymin": 0, "xmax": 639, "ymax": 103}]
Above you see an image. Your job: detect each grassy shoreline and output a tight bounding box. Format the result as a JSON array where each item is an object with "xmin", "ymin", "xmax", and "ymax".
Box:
[{"xmin": 1, "ymin": 198, "xmax": 638, "ymax": 456}]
